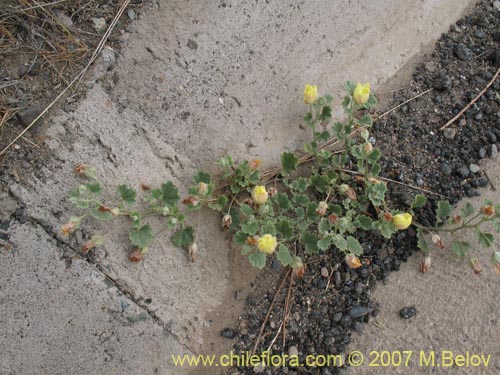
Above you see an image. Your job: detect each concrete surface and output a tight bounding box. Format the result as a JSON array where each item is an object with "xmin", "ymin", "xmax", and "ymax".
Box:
[
  {"xmin": 350, "ymin": 155, "xmax": 500, "ymax": 375},
  {"xmin": 0, "ymin": 0, "xmax": 478, "ymax": 374}
]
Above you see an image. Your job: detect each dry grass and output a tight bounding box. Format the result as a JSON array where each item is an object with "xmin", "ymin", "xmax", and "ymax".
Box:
[{"xmin": 0, "ymin": 0, "xmax": 130, "ymax": 152}]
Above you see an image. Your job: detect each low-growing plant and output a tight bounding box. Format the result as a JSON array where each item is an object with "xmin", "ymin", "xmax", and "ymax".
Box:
[{"xmin": 63, "ymin": 82, "xmax": 500, "ymax": 277}]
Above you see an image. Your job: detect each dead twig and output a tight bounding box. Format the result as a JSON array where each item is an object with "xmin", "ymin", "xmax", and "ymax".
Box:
[
  {"xmin": 251, "ymin": 269, "xmax": 291, "ymax": 356},
  {"xmin": 341, "ymin": 168, "xmax": 448, "ymax": 199},
  {"xmin": 375, "ymin": 88, "xmax": 433, "ymax": 120},
  {"xmin": 282, "ymin": 270, "xmax": 294, "ymax": 349},
  {"xmin": 440, "ymin": 67, "xmax": 500, "ymax": 131}
]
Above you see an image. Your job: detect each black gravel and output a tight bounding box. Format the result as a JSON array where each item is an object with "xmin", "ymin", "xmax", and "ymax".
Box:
[{"xmin": 232, "ymin": 1, "xmax": 499, "ymax": 374}]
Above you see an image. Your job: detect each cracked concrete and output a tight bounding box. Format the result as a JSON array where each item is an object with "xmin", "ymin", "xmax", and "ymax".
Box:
[{"xmin": 0, "ymin": 0, "xmax": 479, "ymax": 374}]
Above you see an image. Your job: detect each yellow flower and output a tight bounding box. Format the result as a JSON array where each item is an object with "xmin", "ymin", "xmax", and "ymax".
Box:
[
  {"xmin": 251, "ymin": 185, "xmax": 268, "ymax": 205},
  {"xmin": 303, "ymin": 84, "xmax": 318, "ymax": 104},
  {"xmin": 257, "ymin": 234, "xmax": 277, "ymax": 254},
  {"xmin": 353, "ymin": 82, "xmax": 370, "ymax": 105},
  {"xmin": 393, "ymin": 213, "xmax": 412, "ymax": 230}
]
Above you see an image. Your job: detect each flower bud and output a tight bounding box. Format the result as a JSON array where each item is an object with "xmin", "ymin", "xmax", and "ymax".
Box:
[
  {"xmin": 182, "ymin": 196, "xmax": 199, "ymax": 206},
  {"xmin": 129, "ymin": 249, "xmax": 143, "ymax": 262},
  {"xmin": 257, "ymin": 234, "xmax": 277, "ymax": 254},
  {"xmin": 339, "ymin": 184, "xmax": 357, "ymax": 201},
  {"xmin": 353, "ymin": 82, "xmax": 370, "ymax": 105},
  {"xmin": 251, "ymin": 185, "xmax": 269, "ymax": 205},
  {"xmin": 393, "ymin": 213, "xmax": 412, "ymax": 230},
  {"xmin": 452, "ymin": 215, "xmax": 462, "ymax": 224},
  {"xmin": 383, "ymin": 212, "xmax": 394, "ymax": 222},
  {"xmin": 188, "ymin": 242, "xmax": 198, "ymax": 262},
  {"xmin": 316, "ymin": 201, "xmax": 328, "ymax": 216},
  {"xmin": 246, "ymin": 236, "xmax": 258, "ymax": 245},
  {"xmin": 268, "ymin": 187, "xmax": 278, "ymax": 197},
  {"xmin": 363, "ymin": 142, "xmax": 373, "ymax": 155},
  {"xmin": 345, "ymin": 254, "xmax": 362, "ymax": 269},
  {"xmin": 222, "ymin": 214, "xmax": 232, "ymax": 229},
  {"xmin": 303, "ymin": 84, "xmax": 318, "ymax": 104},
  {"xmin": 197, "ymin": 182, "xmax": 208, "ymax": 195},
  {"xmin": 420, "ymin": 255, "xmax": 431, "ymax": 273},
  {"xmin": 61, "ymin": 216, "xmax": 81, "ymax": 236},
  {"xmin": 431, "ymin": 234, "xmax": 445, "ymax": 249},
  {"xmin": 328, "ymin": 213, "xmax": 339, "ymax": 224},
  {"xmin": 482, "ymin": 205, "xmax": 495, "ymax": 216},
  {"xmin": 249, "ymin": 159, "xmax": 261, "ymax": 170},
  {"xmin": 470, "ymin": 258, "xmax": 482, "ymax": 275}
]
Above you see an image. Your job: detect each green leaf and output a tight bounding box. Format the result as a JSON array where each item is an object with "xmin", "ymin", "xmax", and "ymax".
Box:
[
  {"xmin": 276, "ymin": 219, "xmax": 293, "ymax": 240},
  {"xmin": 294, "ymin": 194, "xmax": 310, "ymax": 206},
  {"xmin": 302, "ymin": 232, "xmax": 319, "ymax": 254},
  {"xmin": 85, "ymin": 182, "xmax": 102, "ymax": 194},
  {"xmin": 354, "ymin": 215, "xmax": 372, "ymax": 230},
  {"xmin": 130, "ymin": 224, "xmax": 153, "ymax": 249},
  {"xmin": 367, "ymin": 149, "xmax": 381, "ymax": 163},
  {"xmin": 248, "ymin": 252, "xmax": 267, "ymax": 269},
  {"xmin": 275, "ymin": 193, "xmax": 291, "ymax": 211},
  {"xmin": 261, "ymin": 223, "xmax": 276, "ymax": 236},
  {"xmin": 118, "ymin": 184, "xmax": 136, "ymax": 205},
  {"xmin": 210, "ymin": 195, "xmax": 228, "ymax": 211},
  {"xmin": 83, "ymin": 166, "xmax": 97, "ymax": 179},
  {"xmin": 319, "ymin": 106, "xmax": 332, "ymax": 121},
  {"xmin": 417, "ymin": 228, "xmax": 429, "ymax": 253},
  {"xmin": 241, "ymin": 244, "xmax": 253, "ymax": 255},
  {"xmin": 451, "ymin": 240, "xmax": 470, "ymax": 258},
  {"xmin": 344, "ymin": 81, "xmax": 356, "ymax": 94},
  {"xmin": 411, "ymin": 194, "xmax": 427, "ymax": 210},
  {"xmin": 241, "ymin": 221, "xmax": 259, "ymax": 236},
  {"xmin": 281, "ymin": 152, "xmax": 299, "ymax": 176},
  {"xmin": 318, "ymin": 218, "xmax": 331, "ymax": 235},
  {"xmin": 332, "ymin": 235, "xmax": 347, "ymax": 251},
  {"xmin": 171, "ymin": 226, "xmax": 195, "ymax": 248},
  {"xmin": 295, "ymin": 207, "xmax": 305, "ymax": 220},
  {"xmin": 160, "ymin": 182, "xmax": 180, "ymax": 208},
  {"xmin": 375, "ymin": 220, "xmax": 397, "ymax": 239},
  {"xmin": 436, "ymin": 201, "xmax": 452, "ymax": 224},
  {"xmin": 234, "ymin": 231, "xmax": 248, "ymax": 246},
  {"xmin": 290, "ymin": 177, "xmax": 308, "ymax": 192},
  {"xmin": 461, "ymin": 202, "xmax": 474, "ymax": 218},
  {"xmin": 317, "ymin": 237, "xmax": 332, "ymax": 251},
  {"xmin": 193, "ymin": 171, "xmax": 211, "ymax": 184},
  {"xmin": 310, "ymin": 175, "xmax": 330, "ymax": 194},
  {"xmin": 90, "ymin": 208, "xmax": 113, "ymax": 221},
  {"xmin": 277, "ymin": 244, "xmax": 293, "ymax": 266},
  {"xmin": 346, "ymin": 236, "xmax": 363, "ymax": 256},
  {"xmin": 239, "ymin": 203, "xmax": 254, "ymax": 216},
  {"xmin": 477, "ymin": 231, "xmax": 494, "ymax": 248},
  {"xmin": 358, "ymin": 114, "xmax": 373, "ymax": 127},
  {"xmin": 306, "ymin": 202, "xmax": 319, "ymax": 222},
  {"xmin": 494, "ymin": 222, "xmax": 500, "ymax": 233}
]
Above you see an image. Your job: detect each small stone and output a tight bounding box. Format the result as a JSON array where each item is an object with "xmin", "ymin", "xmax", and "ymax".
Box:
[
  {"xmin": 479, "ymin": 147, "xmax": 487, "ymax": 158},
  {"xmin": 491, "ymin": 144, "xmax": 498, "ymax": 159},
  {"xmin": 187, "ymin": 39, "xmax": 198, "ymax": 50},
  {"xmin": 459, "ymin": 118, "xmax": 467, "ymax": 126},
  {"xmin": 16, "ymin": 103, "xmax": 42, "ymax": 126},
  {"xmin": 457, "ymin": 165, "xmax": 470, "ymax": 178},
  {"xmin": 57, "ymin": 12, "xmax": 73, "ymax": 28},
  {"xmin": 334, "ymin": 271, "xmax": 342, "ymax": 287},
  {"xmin": 469, "ymin": 164, "xmax": 480, "ymax": 173},
  {"xmin": 332, "ymin": 312, "xmax": 343, "ymax": 322},
  {"xmin": 316, "ymin": 279, "xmax": 327, "ymax": 289},
  {"xmin": 399, "ymin": 306, "xmax": 417, "ymax": 319},
  {"xmin": 100, "ymin": 47, "xmax": 116, "ymax": 70},
  {"xmin": 424, "ymin": 62, "xmax": 436, "ymax": 72},
  {"xmin": 221, "ymin": 328, "xmax": 237, "ymax": 339},
  {"xmin": 349, "ymin": 306, "xmax": 373, "ymax": 319},
  {"xmin": 441, "ymin": 163, "xmax": 452, "ymax": 175},
  {"xmin": 288, "ymin": 346, "xmax": 299, "ymax": 357},
  {"xmin": 246, "ymin": 295, "xmax": 257, "ymax": 306},
  {"xmin": 321, "ymin": 267, "xmax": 329, "ymax": 278},
  {"xmin": 475, "ymin": 29, "xmax": 485, "ymax": 39},
  {"xmin": 416, "ymin": 176, "xmax": 424, "ymax": 186},
  {"xmin": 433, "ymin": 74, "xmax": 452, "ymax": 91},
  {"xmin": 474, "ymin": 112, "xmax": 483, "ymax": 121},
  {"xmin": 494, "ymin": 0, "xmax": 500, "ymax": 11},
  {"xmin": 454, "ymin": 44, "xmax": 474, "ymax": 61},
  {"xmin": 293, "ymin": 312, "xmax": 300, "ymax": 321},
  {"xmin": 127, "ymin": 9, "xmax": 137, "ymax": 20},
  {"xmin": 443, "ymin": 128, "xmax": 456, "ymax": 140},
  {"xmin": 92, "ymin": 17, "xmax": 107, "ymax": 33},
  {"xmin": 271, "ymin": 259, "xmax": 281, "ymax": 271},
  {"xmin": 340, "ymin": 314, "xmax": 352, "ymax": 328},
  {"xmin": 353, "ymin": 321, "xmax": 364, "ymax": 332},
  {"xmin": 234, "ymin": 290, "xmax": 243, "ymax": 300}
]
